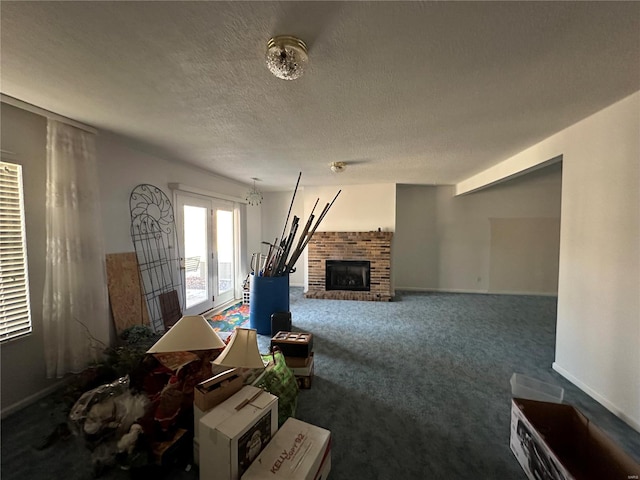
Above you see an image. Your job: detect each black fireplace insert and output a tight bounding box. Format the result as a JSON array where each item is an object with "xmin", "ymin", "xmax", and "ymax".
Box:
[{"xmin": 325, "ymin": 260, "xmax": 371, "ymax": 291}]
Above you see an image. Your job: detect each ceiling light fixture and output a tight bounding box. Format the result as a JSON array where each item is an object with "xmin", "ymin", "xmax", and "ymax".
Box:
[
  {"xmin": 330, "ymin": 162, "xmax": 346, "ymax": 173},
  {"xmin": 246, "ymin": 178, "xmax": 263, "ymax": 206},
  {"xmin": 266, "ymin": 35, "xmax": 308, "ymax": 81}
]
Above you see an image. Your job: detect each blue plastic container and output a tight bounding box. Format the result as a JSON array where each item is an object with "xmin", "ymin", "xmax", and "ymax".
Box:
[{"xmin": 249, "ymin": 273, "xmax": 290, "ymax": 335}]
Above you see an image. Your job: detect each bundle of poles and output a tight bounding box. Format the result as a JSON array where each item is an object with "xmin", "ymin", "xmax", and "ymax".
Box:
[{"xmin": 258, "ymin": 172, "xmax": 340, "ymax": 277}]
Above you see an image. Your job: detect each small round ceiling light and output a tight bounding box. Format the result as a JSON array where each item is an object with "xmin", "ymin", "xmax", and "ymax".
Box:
[
  {"xmin": 330, "ymin": 162, "xmax": 346, "ymax": 173},
  {"xmin": 266, "ymin": 35, "xmax": 308, "ymax": 80}
]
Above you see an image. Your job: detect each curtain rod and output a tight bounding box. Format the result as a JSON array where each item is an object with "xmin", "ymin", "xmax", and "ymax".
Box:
[{"xmin": 1, "ymin": 94, "xmax": 98, "ymax": 135}]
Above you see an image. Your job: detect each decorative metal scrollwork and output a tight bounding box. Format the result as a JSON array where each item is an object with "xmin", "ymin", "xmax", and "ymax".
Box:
[{"xmin": 129, "ymin": 184, "xmax": 183, "ymax": 333}]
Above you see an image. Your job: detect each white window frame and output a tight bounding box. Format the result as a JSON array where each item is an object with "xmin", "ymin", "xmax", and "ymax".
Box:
[{"xmin": 0, "ymin": 161, "xmax": 32, "ymax": 342}]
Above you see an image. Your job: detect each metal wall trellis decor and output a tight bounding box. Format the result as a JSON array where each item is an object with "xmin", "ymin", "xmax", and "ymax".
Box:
[{"xmin": 129, "ymin": 184, "xmax": 184, "ymax": 333}]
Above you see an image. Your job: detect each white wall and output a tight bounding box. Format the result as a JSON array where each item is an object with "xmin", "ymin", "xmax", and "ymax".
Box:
[
  {"xmin": 395, "ymin": 168, "xmax": 562, "ymax": 293},
  {"xmin": 437, "ymin": 168, "xmax": 562, "ymax": 293},
  {"xmin": 394, "ymin": 185, "xmax": 439, "ymax": 289},
  {"xmin": 460, "ymin": 91, "xmax": 639, "ymax": 430},
  {"xmin": 553, "ymin": 93, "xmax": 639, "ymax": 430},
  {"xmin": 303, "ymin": 184, "xmax": 396, "ymax": 232},
  {"xmin": 97, "ymin": 132, "xmax": 257, "ymax": 256}
]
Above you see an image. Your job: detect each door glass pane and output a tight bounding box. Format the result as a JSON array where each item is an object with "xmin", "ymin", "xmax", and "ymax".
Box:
[
  {"xmin": 184, "ymin": 205, "xmax": 208, "ymax": 309},
  {"xmin": 216, "ymin": 209, "xmax": 234, "ymax": 295}
]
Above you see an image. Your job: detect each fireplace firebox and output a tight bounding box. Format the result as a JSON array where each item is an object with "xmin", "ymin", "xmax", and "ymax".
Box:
[{"xmin": 325, "ymin": 260, "xmax": 371, "ymax": 291}]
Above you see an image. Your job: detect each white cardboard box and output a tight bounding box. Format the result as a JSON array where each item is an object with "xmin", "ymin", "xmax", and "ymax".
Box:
[
  {"xmin": 200, "ymin": 385, "xmax": 278, "ymax": 480},
  {"xmin": 241, "ymin": 417, "xmax": 331, "ymax": 480}
]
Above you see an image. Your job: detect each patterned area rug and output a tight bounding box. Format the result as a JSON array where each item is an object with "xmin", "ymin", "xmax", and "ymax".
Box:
[{"xmin": 208, "ymin": 303, "xmax": 249, "ymax": 332}]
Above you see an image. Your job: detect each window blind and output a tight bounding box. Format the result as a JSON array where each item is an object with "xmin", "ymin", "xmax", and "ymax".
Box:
[{"xmin": 0, "ymin": 161, "xmax": 32, "ymax": 341}]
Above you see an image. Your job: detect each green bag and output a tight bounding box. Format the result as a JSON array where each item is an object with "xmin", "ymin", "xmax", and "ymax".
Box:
[{"xmin": 252, "ymin": 348, "xmax": 298, "ymax": 427}]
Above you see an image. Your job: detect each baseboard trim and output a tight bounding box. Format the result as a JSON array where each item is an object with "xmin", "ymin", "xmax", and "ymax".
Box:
[
  {"xmin": 395, "ymin": 287, "xmax": 557, "ymax": 297},
  {"xmin": 552, "ymin": 362, "xmax": 640, "ymax": 433},
  {"xmin": 396, "ymin": 287, "xmax": 486, "ymax": 294},
  {"xmin": 1, "ymin": 378, "xmax": 69, "ymax": 420},
  {"xmin": 490, "ymin": 290, "xmax": 557, "ymax": 297}
]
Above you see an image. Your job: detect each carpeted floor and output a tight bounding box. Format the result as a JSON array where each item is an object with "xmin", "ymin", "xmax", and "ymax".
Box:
[{"xmin": 2, "ymin": 288, "xmax": 639, "ymax": 479}]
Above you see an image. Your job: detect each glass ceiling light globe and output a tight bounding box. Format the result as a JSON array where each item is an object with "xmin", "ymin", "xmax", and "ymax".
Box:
[
  {"xmin": 266, "ymin": 35, "xmax": 308, "ymax": 81},
  {"xmin": 330, "ymin": 162, "xmax": 346, "ymax": 173}
]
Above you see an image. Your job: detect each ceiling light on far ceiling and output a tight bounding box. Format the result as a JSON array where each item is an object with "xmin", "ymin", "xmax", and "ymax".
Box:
[
  {"xmin": 266, "ymin": 35, "xmax": 308, "ymax": 80},
  {"xmin": 330, "ymin": 162, "xmax": 346, "ymax": 173},
  {"xmin": 246, "ymin": 178, "xmax": 263, "ymax": 206}
]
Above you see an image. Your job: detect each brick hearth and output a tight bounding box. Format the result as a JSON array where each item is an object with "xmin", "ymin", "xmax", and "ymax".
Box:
[{"xmin": 306, "ymin": 231, "xmax": 393, "ymax": 301}]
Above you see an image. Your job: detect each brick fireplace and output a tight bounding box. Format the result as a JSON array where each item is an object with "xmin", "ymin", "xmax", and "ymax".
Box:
[{"xmin": 306, "ymin": 231, "xmax": 393, "ymax": 301}]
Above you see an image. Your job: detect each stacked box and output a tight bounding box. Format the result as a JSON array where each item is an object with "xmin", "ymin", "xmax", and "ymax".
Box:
[
  {"xmin": 193, "ymin": 368, "xmax": 244, "ymax": 465},
  {"xmin": 271, "ymin": 331, "xmax": 313, "ymax": 357},
  {"xmin": 272, "ymin": 332, "xmax": 315, "ymax": 389},
  {"xmin": 241, "ymin": 417, "xmax": 331, "ymax": 480},
  {"xmin": 288, "ymin": 353, "xmax": 315, "ymax": 389},
  {"xmin": 200, "ymin": 386, "xmax": 278, "ymax": 480}
]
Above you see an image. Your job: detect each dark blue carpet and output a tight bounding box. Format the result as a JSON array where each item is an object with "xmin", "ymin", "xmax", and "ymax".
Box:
[{"xmin": 283, "ymin": 288, "xmax": 640, "ymax": 479}]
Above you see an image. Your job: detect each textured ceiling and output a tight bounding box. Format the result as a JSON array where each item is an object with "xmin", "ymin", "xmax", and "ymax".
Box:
[{"xmin": 1, "ymin": 1, "xmax": 639, "ymax": 190}]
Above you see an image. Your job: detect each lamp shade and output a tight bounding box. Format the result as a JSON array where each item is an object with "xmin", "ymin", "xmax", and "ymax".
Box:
[
  {"xmin": 147, "ymin": 315, "xmax": 226, "ymax": 353},
  {"xmin": 213, "ymin": 327, "xmax": 265, "ymax": 369}
]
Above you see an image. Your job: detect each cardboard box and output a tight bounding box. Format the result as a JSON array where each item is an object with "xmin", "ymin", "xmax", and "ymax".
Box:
[
  {"xmin": 193, "ymin": 368, "xmax": 245, "ymax": 465},
  {"xmin": 291, "ymin": 354, "xmax": 314, "ymax": 389},
  {"xmin": 285, "ymin": 354, "xmax": 312, "ymax": 369},
  {"xmin": 288, "ymin": 353, "xmax": 314, "ymax": 376},
  {"xmin": 193, "ymin": 405, "xmax": 205, "ymax": 464},
  {"xmin": 200, "ymin": 386, "xmax": 278, "ymax": 480},
  {"xmin": 271, "ymin": 332, "xmax": 313, "ymax": 358},
  {"xmin": 194, "ymin": 437, "xmax": 200, "ymax": 467},
  {"xmin": 195, "ymin": 368, "xmax": 244, "ymax": 412},
  {"xmin": 510, "ymin": 398, "xmax": 640, "ymax": 480},
  {"xmin": 241, "ymin": 417, "xmax": 331, "ymax": 480}
]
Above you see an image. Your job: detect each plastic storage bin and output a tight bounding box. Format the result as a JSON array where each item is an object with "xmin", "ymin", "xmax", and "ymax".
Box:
[
  {"xmin": 510, "ymin": 373, "xmax": 564, "ymax": 403},
  {"xmin": 249, "ymin": 273, "xmax": 289, "ymax": 335}
]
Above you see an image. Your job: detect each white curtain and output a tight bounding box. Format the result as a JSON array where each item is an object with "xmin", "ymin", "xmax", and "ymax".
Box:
[{"xmin": 43, "ymin": 119, "xmax": 110, "ymax": 378}]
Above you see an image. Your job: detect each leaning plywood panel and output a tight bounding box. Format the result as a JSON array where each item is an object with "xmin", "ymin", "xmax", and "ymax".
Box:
[{"xmin": 106, "ymin": 252, "xmax": 150, "ymax": 334}]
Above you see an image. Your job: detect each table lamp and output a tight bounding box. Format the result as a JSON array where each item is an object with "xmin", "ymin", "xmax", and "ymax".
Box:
[
  {"xmin": 213, "ymin": 327, "xmax": 265, "ymax": 369},
  {"xmin": 146, "ymin": 315, "xmax": 226, "ymax": 353}
]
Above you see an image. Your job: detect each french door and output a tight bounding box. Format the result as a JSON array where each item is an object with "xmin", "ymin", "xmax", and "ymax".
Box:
[{"xmin": 176, "ymin": 193, "xmax": 236, "ymax": 315}]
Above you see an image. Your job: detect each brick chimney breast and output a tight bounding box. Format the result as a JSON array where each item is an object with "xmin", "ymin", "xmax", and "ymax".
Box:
[{"xmin": 306, "ymin": 231, "xmax": 393, "ymax": 301}]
